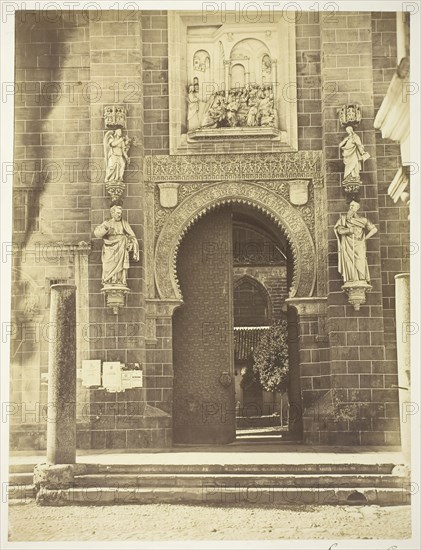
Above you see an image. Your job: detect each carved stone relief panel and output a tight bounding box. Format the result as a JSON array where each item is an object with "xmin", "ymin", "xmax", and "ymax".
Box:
[
  {"xmin": 144, "ymin": 152, "xmax": 326, "ymax": 302},
  {"xmin": 168, "ymin": 11, "xmax": 298, "ymax": 153}
]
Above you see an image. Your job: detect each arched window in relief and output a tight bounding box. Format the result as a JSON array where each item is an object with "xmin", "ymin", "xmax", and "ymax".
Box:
[
  {"xmin": 193, "ymin": 50, "xmax": 210, "ymax": 72},
  {"xmin": 231, "ymin": 63, "xmax": 246, "ymax": 89}
]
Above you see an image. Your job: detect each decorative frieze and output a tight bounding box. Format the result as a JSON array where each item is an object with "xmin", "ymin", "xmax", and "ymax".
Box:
[{"xmin": 144, "ymin": 151, "xmax": 323, "ymax": 185}]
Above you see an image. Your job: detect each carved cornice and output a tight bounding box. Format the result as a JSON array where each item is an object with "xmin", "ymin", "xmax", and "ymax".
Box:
[
  {"xmin": 144, "ymin": 151, "xmax": 323, "ymax": 185},
  {"xmin": 154, "ymin": 181, "xmax": 317, "ymax": 301}
]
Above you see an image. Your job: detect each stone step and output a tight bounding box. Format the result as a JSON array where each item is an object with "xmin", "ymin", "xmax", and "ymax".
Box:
[
  {"xmin": 73, "ymin": 473, "xmax": 407, "ymax": 489},
  {"xmin": 11, "ymin": 463, "xmax": 399, "ymax": 477},
  {"xmin": 9, "ymin": 472, "xmax": 33, "ymax": 485},
  {"xmin": 35, "ymin": 486, "xmax": 411, "ymax": 507},
  {"xmin": 7, "ymin": 484, "xmax": 36, "ymax": 501},
  {"xmin": 81, "ymin": 462, "xmax": 398, "ymax": 476},
  {"xmin": 10, "ymin": 464, "xmax": 37, "ymax": 474}
]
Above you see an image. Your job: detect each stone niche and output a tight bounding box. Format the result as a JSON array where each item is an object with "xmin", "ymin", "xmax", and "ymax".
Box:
[{"xmin": 168, "ymin": 11, "xmax": 298, "ymax": 153}]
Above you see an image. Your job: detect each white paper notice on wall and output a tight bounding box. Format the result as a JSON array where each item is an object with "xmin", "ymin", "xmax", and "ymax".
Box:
[
  {"xmin": 102, "ymin": 361, "xmax": 122, "ymax": 392},
  {"xmin": 131, "ymin": 369, "xmax": 143, "ymax": 388},
  {"xmin": 121, "ymin": 363, "xmax": 143, "ymax": 389},
  {"xmin": 81, "ymin": 360, "xmax": 101, "ymax": 387},
  {"xmin": 121, "ymin": 370, "xmax": 132, "ymax": 390}
]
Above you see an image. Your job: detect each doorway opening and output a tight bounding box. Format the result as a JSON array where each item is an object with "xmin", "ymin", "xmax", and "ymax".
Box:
[{"xmin": 172, "ymin": 203, "xmax": 302, "ymax": 445}]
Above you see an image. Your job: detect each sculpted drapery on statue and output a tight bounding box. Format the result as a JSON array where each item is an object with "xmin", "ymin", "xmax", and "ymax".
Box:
[
  {"xmin": 104, "ymin": 128, "xmax": 132, "ymax": 183},
  {"xmin": 334, "ymin": 201, "xmax": 377, "ymax": 284},
  {"xmin": 339, "ymin": 126, "xmax": 370, "ymax": 185},
  {"xmin": 186, "ymin": 84, "xmax": 201, "ymax": 131},
  {"xmin": 94, "ymin": 205, "xmax": 139, "ymax": 288}
]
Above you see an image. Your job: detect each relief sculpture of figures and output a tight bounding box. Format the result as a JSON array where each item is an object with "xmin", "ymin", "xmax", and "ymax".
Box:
[
  {"xmin": 201, "ymin": 91, "xmax": 226, "ymax": 128},
  {"xmin": 94, "ymin": 205, "xmax": 139, "ymax": 288},
  {"xmin": 334, "ymin": 201, "xmax": 378, "ymax": 310},
  {"xmin": 186, "ymin": 84, "xmax": 201, "ymax": 131},
  {"xmin": 104, "ymin": 128, "xmax": 133, "ymax": 184},
  {"xmin": 339, "ymin": 126, "xmax": 370, "ymax": 191},
  {"xmin": 188, "ymin": 84, "xmax": 279, "ymax": 131}
]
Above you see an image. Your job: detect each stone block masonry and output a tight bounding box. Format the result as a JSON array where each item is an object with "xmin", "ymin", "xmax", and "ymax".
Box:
[
  {"xmin": 10, "ymin": 9, "xmax": 406, "ymax": 450},
  {"xmin": 372, "ymin": 13, "xmax": 410, "ymax": 432},
  {"xmin": 311, "ymin": 11, "xmax": 400, "ymax": 445},
  {"xmin": 87, "ymin": 11, "xmax": 147, "ymax": 448}
]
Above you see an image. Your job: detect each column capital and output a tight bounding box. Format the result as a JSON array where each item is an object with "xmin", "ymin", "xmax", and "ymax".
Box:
[{"xmin": 286, "ymin": 296, "xmax": 327, "ymax": 316}]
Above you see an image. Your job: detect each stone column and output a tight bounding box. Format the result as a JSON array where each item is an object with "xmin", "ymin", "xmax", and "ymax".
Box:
[
  {"xmin": 46, "ymin": 284, "xmax": 77, "ymax": 464},
  {"xmin": 270, "ymin": 59, "xmax": 277, "ymax": 100},
  {"xmin": 395, "ymin": 273, "xmax": 410, "ymax": 462},
  {"xmin": 224, "ymin": 60, "xmax": 231, "ymax": 91},
  {"xmin": 73, "ymin": 244, "xmax": 91, "ymax": 445}
]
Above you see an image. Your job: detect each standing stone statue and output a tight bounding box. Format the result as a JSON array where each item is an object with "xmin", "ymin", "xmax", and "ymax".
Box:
[
  {"xmin": 104, "ymin": 128, "xmax": 132, "ymax": 183},
  {"xmin": 186, "ymin": 84, "xmax": 201, "ymax": 131},
  {"xmin": 334, "ymin": 201, "xmax": 377, "ymax": 284},
  {"xmin": 94, "ymin": 205, "xmax": 139, "ymax": 288},
  {"xmin": 339, "ymin": 126, "xmax": 370, "ymax": 185}
]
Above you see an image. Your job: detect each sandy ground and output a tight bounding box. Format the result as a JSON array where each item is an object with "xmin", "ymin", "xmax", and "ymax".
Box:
[{"xmin": 8, "ymin": 501, "xmax": 411, "ymax": 542}]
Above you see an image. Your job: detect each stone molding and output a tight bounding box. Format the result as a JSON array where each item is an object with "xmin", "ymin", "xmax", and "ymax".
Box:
[
  {"xmin": 285, "ymin": 296, "xmax": 327, "ymax": 316},
  {"xmin": 145, "ymin": 151, "xmax": 323, "ymax": 185},
  {"xmin": 154, "ymin": 181, "xmax": 317, "ymax": 301}
]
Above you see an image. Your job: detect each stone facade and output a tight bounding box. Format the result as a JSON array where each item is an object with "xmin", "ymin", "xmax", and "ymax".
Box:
[{"xmin": 10, "ymin": 10, "xmax": 409, "ymax": 449}]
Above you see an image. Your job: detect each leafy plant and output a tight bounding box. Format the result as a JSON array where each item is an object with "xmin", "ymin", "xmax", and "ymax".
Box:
[{"xmin": 252, "ymin": 320, "xmax": 289, "ymax": 393}]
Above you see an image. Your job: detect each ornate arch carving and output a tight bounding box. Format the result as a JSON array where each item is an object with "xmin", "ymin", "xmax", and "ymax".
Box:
[{"xmin": 154, "ymin": 181, "xmax": 316, "ymax": 301}]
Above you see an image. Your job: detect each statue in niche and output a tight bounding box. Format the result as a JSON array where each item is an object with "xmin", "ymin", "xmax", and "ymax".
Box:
[
  {"xmin": 186, "ymin": 83, "xmax": 201, "ymax": 131},
  {"xmin": 334, "ymin": 201, "xmax": 377, "ymax": 284},
  {"xmin": 339, "ymin": 126, "xmax": 371, "ymax": 185},
  {"xmin": 94, "ymin": 205, "xmax": 139, "ymax": 288},
  {"xmin": 104, "ymin": 128, "xmax": 133, "ymax": 183}
]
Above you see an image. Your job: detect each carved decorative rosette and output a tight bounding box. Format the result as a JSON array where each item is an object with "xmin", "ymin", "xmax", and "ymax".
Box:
[{"xmin": 154, "ymin": 181, "xmax": 316, "ymax": 301}]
